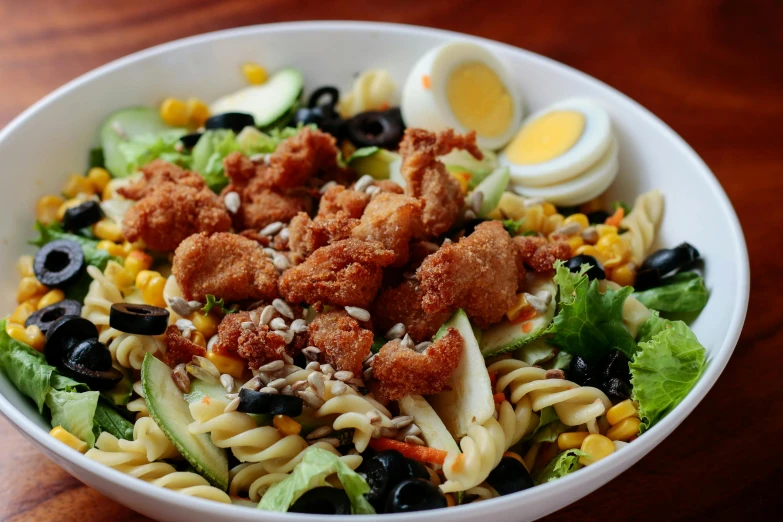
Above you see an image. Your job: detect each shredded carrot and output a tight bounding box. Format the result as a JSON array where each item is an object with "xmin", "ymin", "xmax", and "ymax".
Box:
[
  {"xmin": 488, "ymin": 371, "xmax": 498, "ymax": 390},
  {"xmin": 522, "ymin": 321, "xmax": 534, "ymax": 334},
  {"xmin": 421, "ymin": 74, "xmax": 431, "ymax": 89},
  {"xmin": 379, "ymin": 101, "xmax": 390, "ymax": 111},
  {"xmin": 202, "ymin": 396, "xmax": 211, "ymax": 405},
  {"xmin": 605, "ymin": 207, "xmax": 625, "ymax": 227},
  {"xmin": 368, "ymin": 437, "xmax": 447, "ymax": 465},
  {"xmin": 493, "ymin": 392, "xmax": 506, "ymax": 404},
  {"xmin": 510, "ymin": 307, "xmax": 537, "ymax": 325}
]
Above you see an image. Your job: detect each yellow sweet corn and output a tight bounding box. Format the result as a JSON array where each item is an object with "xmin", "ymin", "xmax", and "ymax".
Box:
[
  {"xmin": 541, "ymin": 213, "xmax": 565, "ymax": 236},
  {"xmin": 563, "ymin": 213, "xmax": 589, "ymax": 230},
  {"xmin": 142, "ymin": 275, "xmax": 167, "ymax": 308},
  {"xmin": 574, "ymin": 245, "xmax": 602, "ymax": 260},
  {"xmin": 191, "ymin": 312, "xmax": 219, "ymax": 339},
  {"xmin": 242, "ymin": 63, "xmax": 268, "ymax": 85},
  {"xmin": 451, "ymin": 171, "xmax": 471, "ymax": 194},
  {"xmin": 566, "ymin": 236, "xmax": 584, "ymax": 254},
  {"xmin": 56, "ymin": 198, "xmax": 85, "ymax": 221},
  {"xmin": 542, "ymin": 203, "xmax": 557, "ymax": 216},
  {"xmin": 595, "ymin": 224, "xmax": 618, "ymax": 238},
  {"xmin": 63, "ymin": 175, "xmax": 95, "ymax": 198},
  {"xmin": 104, "ymin": 262, "xmax": 134, "ymax": 290},
  {"xmin": 17, "ymin": 255, "xmax": 34, "ymax": 278},
  {"xmin": 6, "ymin": 323, "xmax": 44, "ymax": 351},
  {"xmin": 609, "ymin": 263, "xmax": 636, "ymax": 287},
  {"xmin": 96, "ymin": 240, "xmax": 126, "ymax": 258},
  {"xmin": 557, "ymin": 431, "xmax": 590, "ymax": 451},
  {"xmin": 135, "ymin": 270, "xmax": 160, "ymax": 290},
  {"xmin": 87, "ymin": 168, "xmax": 111, "ymax": 193},
  {"xmin": 606, "ymin": 399, "xmax": 638, "ymax": 426},
  {"xmin": 186, "ymin": 98, "xmax": 210, "ymax": 127},
  {"xmin": 206, "ymin": 350, "xmax": 246, "ymax": 380},
  {"xmin": 160, "ymin": 98, "xmax": 188, "ymax": 127},
  {"xmin": 36, "ymin": 195, "xmax": 65, "ymax": 225},
  {"xmin": 124, "ymin": 250, "xmax": 153, "ymax": 278},
  {"xmin": 596, "ymin": 233, "xmax": 630, "ymax": 269},
  {"xmin": 37, "ymin": 289, "xmax": 65, "ymax": 310},
  {"xmin": 606, "ymin": 417, "xmax": 641, "ymax": 441},
  {"xmin": 17, "ymin": 277, "xmax": 47, "ymax": 303},
  {"xmin": 10, "ymin": 302, "xmax": 37, "ymax": 325},
  {"xmin": 191, "ymin": 331, "xmax": 207, "ymax": 348},
  {"xmin": 93, "ymin": 219, "xmax": 124, "ymax": 242},
  {"xmin": 49, "ymin": 426, "xmax": 87, "ymax": 453},
  {"xmin": 579, "ymin": 434, "xmax": 615, "ymax": 466},
  {"xmin": 273, "ymin": 415, "xmax": 302, "ymax": 436}
]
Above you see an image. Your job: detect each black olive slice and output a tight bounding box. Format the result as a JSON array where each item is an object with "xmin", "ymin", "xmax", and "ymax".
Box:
[
  {"xmin": 33, "ymin": 239, "xmax": 85, "ymax": 288},
  {"xmin": 291, "ymin": 106, "xmax": 346, "ymax": 139},
  {"xmin": 346, "ymin": 108, "xmax": 404, "ymax": 149},
  {"xmin": 385, "ymin": 479, "xmax": 447, "ymax": 513},
  {"xmin": 633, "ymin": 268, "xmax": 661, "ymax": 291},
  {"xmin": 67, "ymin": 338, "xmax": 113, "ymax": 372},
  {"xmin": 179, "ymin": 132, "xmax": 203, "ymax": 149},
  {"xmin": 565, "ymin": 254, "xmax": 606, "ymax": 280},
  {"xmin": 601, "ymin": 349, "xmax": 631, "ymax": 381},
  {"xmin": 61, "ymin": 359, "xmax": 123, "ymax": 390},
  {"xmin": 62, "ymin": 200, "xmax": 104, "ymax": 232},
  {"xmin": 25, "ymin": 299, "xmax": 82, "ymax": 335},
  {"xmin": 44, "ymin": 315, "xmax": 99, "ymax": 367},
  {"xmin": 486, "ymin": 456, "xmax": 534, "ymax": 496},
  {"xmin": 289, "ymin": 486, "xmax": 351, "ymax": 514},
  {"xmin": 237, "ymin": 388, "xmax": 303, "ymax": 417},
  {"xmin": 568, "ymin": 355, "xmax": 595, "ymax": 384},
  {"xmin": 307, "ymin": 86, "xmax": 340, "ymax": 112},
  {"xmin": 205, "ymin": 112, "xmax": 256, "ymax": 133},
  {"xmin": 602, "ymin": 377, "xmax": 632, "ymax": 402},
  {"xmin": 109, "ymin": 303, "xmax": 170, "ymax": 335},
  {"xmin": 357, "ymin": 449, "xmax": 411, "ymax": 512},
  {"xmin": 639, "ymin": 242, "xmax": 701, "ymax": 281}
]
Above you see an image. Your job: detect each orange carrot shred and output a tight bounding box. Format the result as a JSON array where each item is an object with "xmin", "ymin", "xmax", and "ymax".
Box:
[
  {"xmin": 488, "ymin": 371, "xmax": 498, "ymax": 390},
  {"xmin": 510, "ymin": 307, "xmax": 537, "ymax": 325},
  {"xmin": 422, "ymin": 75, "xmax": 431, "ymax": 89},
  {"xmin": 522, "ymin": 321, "xmax": 534, "ymax": 334},
  {"xmin": 493, "ymin": 392, "xmax": 506, "ymax": 404},
  {"xmin": 368, "ymin": 437, "xmax": 447, "ymax": 465},
  {"xmin": 605, "ymin": 207, "xmax": 625, "ymax": 227}
]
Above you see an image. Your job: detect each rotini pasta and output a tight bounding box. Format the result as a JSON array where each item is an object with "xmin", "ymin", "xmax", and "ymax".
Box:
[
  {"xmin": 621, "ymin": 189, "xmax": 664, "ymax": 264},
  {"xmin": 337, "ymin": 69, "xmax": 397, "ymax": 118},
  {"xmin": 81, "ymin": 264, "xmax": 124, "ymax": 330},
  {"xmin": 100, "ymin": 327, "xmax": 165, "ymax": 370},
  {"xmin": 316, "ymin": 392, "xmax": 393, "ymax": 453},
  {"xmin": 118, "ymin": 416, "xmax": 179, "ymax": 462},
  {"xmin": 127, "ymin": 379, "xmax": 149, "ymax": 419},
  {"xmin": 441, "ymin": 416, "xmax": 506, "ymax": 493}
]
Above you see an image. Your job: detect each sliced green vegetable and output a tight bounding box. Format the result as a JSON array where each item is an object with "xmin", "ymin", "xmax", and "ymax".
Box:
[
  {"xmin": 534, "ymin": 449, "xmax": 587, "ymax": 484},
  {"xmin": 100, "ymin": 107, "xmax": 176, "ymax": 177},
  {"xmin": 441, "ymin": 148, "xmax": 498, "ymax": 189},
  {"xmin": 474, "ymin": 167, "xmax": 510, "ymax": 217},
  {"xmin": 542, "ymin": 351, "xmax": 572, "ymax": 371},
  {"xmin": 210, "ymin": 68, "xmax": 304, "ymax": 128},
  {"xmin": 348, "ymin": 148, "xmax": 401, "ymax": 181},
  {"xmin": 633, "ymin": 272, "xmax": 708, "ymax": 313},
  {"xmin": 515, "ymin": 338, "xmax": 557, "ymax": 366},
  {"xmin": 92, "ymin": 399, "xmax": 134, "ymax": 441},
  {"xmin": 399, "ymin": 394, "xmax": 459, "ymax": 454}
]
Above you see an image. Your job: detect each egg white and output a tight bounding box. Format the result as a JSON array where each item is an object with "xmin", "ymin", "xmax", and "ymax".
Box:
[{"xmin": 401, "ymin": 41, "xmax": 523, "ymax": 150}]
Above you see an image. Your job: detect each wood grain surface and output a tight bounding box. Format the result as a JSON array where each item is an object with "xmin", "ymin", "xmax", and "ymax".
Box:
[{"xmin": 0, "ymin": 0, "xmax": 781, "ymax": 520}]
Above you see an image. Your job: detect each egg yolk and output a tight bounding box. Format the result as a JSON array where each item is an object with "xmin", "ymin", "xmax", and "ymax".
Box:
[
  {"xmin": 446, "ymin": 62, "xmax": 513, "ymax": 138},
  {"xmin": 505, "ymin": 110, "xmax": 585, "ymax": 165}
]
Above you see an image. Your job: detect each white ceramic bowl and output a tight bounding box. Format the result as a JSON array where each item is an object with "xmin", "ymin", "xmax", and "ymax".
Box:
[{"xmin": 0, "ymin": 21, "xmax": 749, "ymax": 522}]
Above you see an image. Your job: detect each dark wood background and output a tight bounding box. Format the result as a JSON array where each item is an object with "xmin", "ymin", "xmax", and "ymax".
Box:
[{"xmin": 1, "ymin": 0, "xmax": 780, "ymax": 520}]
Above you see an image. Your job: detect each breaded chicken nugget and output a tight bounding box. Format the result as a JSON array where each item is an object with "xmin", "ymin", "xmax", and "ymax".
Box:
[
  {"xmin": 164, "ymin": 325, "xmax": 206, "ymax": 367},
  {"xmin": 172, "ymin": 232, "xmax": 279, "ymax": 302},
  {"xmin": 307, "ymin": 310, "xmax": 373, "ymax": 375},
  {"xmin": 375, "ymin": 180, "xmax": 404, "ymax": 194},
  {"xmin": 223, "ymin": 151, "xmax": 266, "ymax": 186},
  {"xmin": 122, "ymin": 182, "xmax": 231, "ymax": 252},
  {"xmin": 399, "ymin": 129, "xmax": 482, "ymax": 237},
  {"xmin": 267, "ymin": 128, "xmax": 342, "ymax": 189},
  {"xmin": 117, "ymin": 159, "xmax": 206, "ymax": 200},
  {"xmin": 212, "ymin": 311, "xmax": 251, "ymax": 356},
  {"xmin": 318, "ymin": 185, "xmax": 370, "ymax": 219},
  {"xmin": 417, "ymin": 220, "xmax": 520, "ymax": 329},
  {"xmin": 279, "ymin": 238, "xmax": 396, "ymax": 308},
  {"xmin": 351, "ymin": 193, "xmax": 423, "ymax": 267},
  {"xmin": 288, "ymin": 211, "xmax": 359, "ymax": 257},
  {"xmin": 237, "ymin": 325, "xmax": 291, "ymax": 369},
  {"xmin": 513, "ymin": 235, "xmax": 571, "ymax": 272},
  {"xmin": 372, "ymin": 327, "xmax": 463, "ymax": 401},
  {"xmin": 372, "ymin": 279, "xmax": 452, "ymax": 343}
]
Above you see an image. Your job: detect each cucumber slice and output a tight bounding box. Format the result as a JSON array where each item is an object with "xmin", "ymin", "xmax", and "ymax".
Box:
[
  {"xmin": 101, "ymin": 366, "xmax": 133, "ymax": 406},
  {"xmin": 399, "ymin": 395, "xmax": 459, "ymax": 454},
  {"xmin": 100, "ymin": 107, "xmax": 172, "ymax": 177},
  {"xmin": 142, "ymin": 354, "xmax": 228, "ymax": 490},
  {"xmin": 473, "ymin": 166, "xmax": 510, "ymax": 217},
  {"xmin": 480, "ymin": 273, "xmax": 557, "ymax": 358},
  {"xmin": 348, "ymin": 148, "xmax": 401, "ymax": 181},
  {"xmin": 183, "ymin": 377, "xmax": 227, "ymax": 406},
  {"xmin": 210, "ymin": 68, "xmax": 304, "ymax": 128},
  {"xmin": 427, "ymin": 310, "xmax": 494, "ymax": 439}
]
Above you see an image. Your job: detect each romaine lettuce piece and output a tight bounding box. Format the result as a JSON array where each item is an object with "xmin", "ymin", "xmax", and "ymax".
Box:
[
  {"xmin": 632, "ymin": 271, "xmax": 708, "ymax": 313},
  {"xmin": 93, "ymin": 399, "xmax": 134, "ymax": 441},
  {"xmin": 117, "ymin": 129, "xmax": 191, "ymax": 175},
  {"xmin": 534, "ymin": 449, "xmax": 587, "ymax": 484},
  {"xmin": 191, "ymin": 129, "xmax": 241, "ymax": 193},
  {"xmin": 0, "ymin": 318, "xmax": 58, "ymax": 412},
  {"xmin": 47, "ymin": 389, "xmax": 100, "ymax": 448}
]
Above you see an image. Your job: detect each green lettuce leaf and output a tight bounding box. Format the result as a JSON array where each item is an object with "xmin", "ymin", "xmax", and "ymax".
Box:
[
  {"xmin": 632, "ymin": 272, "xmax": 708, "ymax": 313},
  {"xmin": 0, "ymin": 319, "xmax": 56, "ymax": 412},
  {"xmin": 547, "ymin": 261, "xmax": 637, "ymax": 359},
  {"xmin": 191, "ymin": 129, "xmax": 241, "ymax": 193},
  {"xmin": 521, "ymin": 406, "xmax": 561, "ymax": 443},
  {"xmin": 93, "ymin": 400, "xmax": 134, "ymax": 441},
  {"xmin": 542, "ymin": 351, "xmax": 572, "ymax": 371},
  {"xmin": 258, "ymin": 446, "xmax": 375, "ymax": 514},
  {"xmin": 201, "ymin": 294, "xmax": 237, "ymax": 316},
  {"xmin": 534, "ymin": 449, "xmax": 587, "ymax": 484},
  {"xmin": 347, "ymin": 146, "xmax": 380, "ymax": 161},
  {"xmin": 503, "ymin": 219, "xmax": 524, "ymax": 236},
  {"xmin": 630, "ymin": 317, "xmax": 706, "ymax": 432},
  {"xmin": 46, "ymin": 389, "xmax": 100, "ymax": 448},
  {"xmin": 117, "ymin": 129, "xmax": 190, "ymax": 176}
]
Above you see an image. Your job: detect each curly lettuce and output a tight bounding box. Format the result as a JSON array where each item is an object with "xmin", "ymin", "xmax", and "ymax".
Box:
[
  {"xmin": 117, "ymin": 129, "xmax": 191, "ymax": 176},
  {"xmin": 534, "ymin": 449, "xmax": 587, "ymax": 484},
  {"xmin": 632, "ymin": 272, "xmax": 708, "ymax": 313}
]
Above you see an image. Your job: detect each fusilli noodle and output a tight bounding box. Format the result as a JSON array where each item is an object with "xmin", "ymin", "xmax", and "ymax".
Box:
[
  {"xmin": 100, "ymin": 327, "xmax": 165, "ymax": 370},
  {"xmin": 127, "ymin": 380, "xmax": 149, "ymax": 419},
  {"xmin": 82, "ymin": 264, "xmax": 124, "ymax": 330},
  {"xmin": 337, "ymin": 69, "xmax": 397, "ymax": 118},
  {"xmin": 621, "ymin": 189, "xmax": 664, "ymax": 264},
  {"xmin": 316, "ymin": 392, "xmax": 393, "ymax": 453},
  {"xmin": 441, "ymin": 416, "xmax": 506, "ymax": 493}
]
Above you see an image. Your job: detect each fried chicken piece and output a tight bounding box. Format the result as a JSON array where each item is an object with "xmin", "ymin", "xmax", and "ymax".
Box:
[
  {"xmin": 164, "ymin": 325, "xmax": 206, "ymax": 367},
  {"xmin": 227, "ymin": 182, "xmax": 312, "ymax": 231},
  {"xmin": 417, "ymin": 220, "xmax": 521, "ymax": 329},
  {"xmin": 372, "ymin": 327, "xmax": 463, "ymax": 401},
  {"xmin": 266, "ymin": 128, "xmax": 343, "ymax": 189},
  {"xmin": 372, "ymin": 279, "xmax": 452, "ymax": 343},
  {"xmin": 236, "ymin": 325, "xmax": 291, "ymax": 369},
  {"xmin": 172, "ymin": 232, "xmax": 279, "ymax": 302},
  {"xmin": 318, "ymin": 185, "xmax": 370, "ymax": 219},
  {"xmin": 375, "ymin": 180, "xmax": 404, "ymax": 194},
  {"xmin": 307, "ymin": 311, "xmax": 373, "ymax": 375},
  {"xmin": 514, "ymin": 235, "xmax": 571, "ymax": 272},
  {"xmin": 117, "ymin": 159, "xmax": 206, "ymax": 200},
  {"xmin": 288, "ymin": 211, "xmax": 359, "ymax": 257},
  {"xmin": 279, "ymin": 238, "xmax": 396, "ymax": 308},
  {"xmin": 212, "ymin": 311, "xmax": 251, "ymax": 357},
  {"xmin": 399, "ymin": 128, "xmax": 482, "ymax": 237},
  {"xmin": 223, "ymin": 151, "xmax": 265, "ymax": 186},
  {"xmin": 407, "ymin": 240, "xmax": 441, "ymax": 269},
  {"xmin": 122, "ymin": 183, "xmax": 232, "ymax": 252},
  {"xmin": 351, "ymin": 193, "xmax": 423, "ymax": 267},
  {"xmin": 213, "ymin": 305, "xmax": 306, "ymax": 363}
]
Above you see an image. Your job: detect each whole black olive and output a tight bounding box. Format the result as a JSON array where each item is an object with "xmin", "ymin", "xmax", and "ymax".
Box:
[
  {"xmin": 289, "ymin": 486, "xmax": 351, "ymax": 515},
  {"xmin": 25, "ymin": 299, "xmax": 82, "ymax": 335},
  {"xmin": 602, "ymin": 377, "xmax": 632, "ymax": 402},
  {"xmin": 406, "ymin": 458, "xmax": 430, "ymax": 481},
  {"xmin": 587, "ymin": 210, "xmax": 611, "ymax": 225},
  {"xmin": 357, "ymin": 450, "xmax": 411, "ymax": 512},
  {"xmin": 179, "ymin": 132, "xmax": 203, "ymax": 149},
  {"xmin": 292, "ymin": 106, "xmax": 345, "ymax": 139},
  {"xmin": 385, "ymin": 479, "xmax": 447, "ymax": 513},
  {"xmin": 62, "ymin": 201, "xmax": 104, "ymax": 232},
  {"xmin": 634, "ymin": 268, "xmax": 661, "ymax": 292},
  {"xmin": 565, "ymin": 254, "xmax": 605, "ymax": 280},
  {"xmin": 636, "ymin": 242, "xmax": 701, "ymax": 291},
  {"xmin": 346, "ymin": 108, "xmax": 404, "ymax": 149},
  {"xmin": 205, "ymin": 112, "xmax": 256, "ymax": 133},
  {"xmin": 237, "ymin": 389, "xmax": 303, "ymax": 417},
  {"xmin": 67, "ymin": 338, "xmax": 113, "ymax": 372},
  {"xmin": 61, "ymin": 359, "xmax": 123, "ymax": 390},
  {"xmin": 44, "ymin": 315, "xmax": 99, "ymax": 367},
  {"xmin": 568, "ymin": 355, "xmax": 595, "ymax": 385},
  {"xmin": 33, "ymin": 239, "xmax": 85, "ymax": 288},
  {"xmin": 109, "ymin": 303, "xmax": 170, "ymax": 336},
  {"xmin": 307, "ymin": 86, "xmax": 340, "ymax": 113},
  {"xmin": 486, "ymin": 456, "xmax": 534, "ymax": 496},
  {"xmin": 601, "ymin": 350, "xmax": 631, "ymax": 382}
]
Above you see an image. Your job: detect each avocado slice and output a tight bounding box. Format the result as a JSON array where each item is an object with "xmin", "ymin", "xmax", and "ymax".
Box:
[
  {"xmin": 210, "ymin": 68, "xmax": 304, "ymax": 128},
  {"xmin": 473, "ymin": 166, "xmax": 510, "ymax": 217},
  {"xmin": 100, "ymin": 107, "xmax": 172, "ymax": 177}
]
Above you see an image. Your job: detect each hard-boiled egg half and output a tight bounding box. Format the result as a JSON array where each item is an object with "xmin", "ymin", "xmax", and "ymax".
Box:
[
  {"xmin": 500, "ymin": 98, "xmax": 618, "ymax": 206},
  {"xmin": 401, "ymin": 42, "xmax": 523, "ymax": 150}
]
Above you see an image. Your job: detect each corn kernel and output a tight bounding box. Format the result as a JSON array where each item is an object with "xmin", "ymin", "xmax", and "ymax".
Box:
[
  {"xmin": 6, "ymin": 323, "xmax": 44, "ymax": 351},
  {"xmin": 97, "ymin": 240, "xmax": 126, "ymax": 258},
  {"xmin": 606, "ymin": 400, "xmax": 638, "ymax": 426},
  {"xmin": 135, "ymin": 270, "xmax": 160, "ymax": 290},
  {"xmin": 606, "ymin": 417, "xmax": 641, "ymax": 441},
  {"xmin": 104, "ymin": 262, "xmax": 134, "ymax": 290},
  {"xmin": 242, "ymin": 63, "xmax": 268, "ymax": 85},
  {"xmin": 93, "ymin": 219, "xmax": 124, "ymax": 242},
  {"xmin": 63, "ymin": 175, "xmax": 95, "ymax": 198},
  {"xmin": 596, "ymin": 234, "xmax": 630, "ymax": 269},
  {"xmin": 542, "ymin": 203, "xmax": 557, "ymax": 216},
  {"xmin": 57, "ymin": 198, "xmax": 84, "ymax": 221},
  {"xmin": 37, "ymin": 289, "xmax": 65, "ymax": 310},
  {"xmin": 160, "ymin": 98, "xmax": 188, "ymax": 126},
  {"xmin": 451, "ymin": 171, "xmax": 471, "ymax": 194},
  {"xmin": 574, "ymin": 245, "xmax": 602, "ymax": 259},
  {"xmin": 36, "ymin": 195, "xmax": 65, "ymax": 225},
  {"xmin": 186, "ymin": 98, "xmax": 210, "ymax": 127},
  {"xmin": 191, "ymin": 313, "xmax": 219, "ymax": 338},
  {"xmin": 541, "ymin": 214, "xmax": 565, "ymax": 235},
  {"xmin": 563, "ymin": 213, "xmax": 590, "ymax": 230},
  {"xmin": 567, "ymin": 236, "xmax": 584, "ymax": 253},
  {"xmin": 206, "ymin": 350, "xmax": 246, "ymax": 379},
  {"xmin": 17, "ymin": 277, "xmax": 47, "ymax": 303},
  {"xmin": 10, "ymin": 302, "xmax": 37, "ymax": 324},
  {"xmin": 557, "ymin": 431, "xmax": 590, "ymax": 451},
  {"xmin": 505, "ymin": 293, "xmax": 531, "ymax": 321},
  {"xmin": 595, "ymin": 224, "xmax": 618, "ymax": 238},
  {"xmin": 191, "ymin": 331, "xmax": 207, "ymax": 348},
  {"xmin": 49, "ymin": 426, "xmax": 87, "ymax": 453},
  {"xmin": 87, "ymin": 168, "xmax": 111, "ymax": 193},
  {"xmin": 142, "ymin": 276, "xmax": 167, "ymax": 308},
  {"xmin": 124, "ymin": 250, "xmax": 153, "ymax": 277},
  {"xmin": 610, "ymin": 263, "xmax": 636, "ymax": 287},
  {"xmin": 579, "ymin": 434, "xmax": 615, "ymax": 466},
  {"xmin": 273, "ymin": 414, "xmax": 302, "ymax": 436},
  {"xmin": 17, "ymin": 255, "xmax": 34, "ymax": 278},
  {"xmin": 24, "ymin": 297, "xmax": 41, "ymax": 309},
  {"xmin": 121, "ymin": 241, "xmax": 138, "ymax": 256}
]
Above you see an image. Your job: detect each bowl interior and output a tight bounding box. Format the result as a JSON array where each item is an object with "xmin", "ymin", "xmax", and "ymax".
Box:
[{"xmin": 0, "ymin": 21, "xmax": 748, "ymax": 522}]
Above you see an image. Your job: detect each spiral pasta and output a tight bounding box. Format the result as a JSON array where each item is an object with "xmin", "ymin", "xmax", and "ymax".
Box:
[
  {"xmin": 621, "ymin": 189, "xmax": 664, "ymax": 264},
  {"xmin": 441, "ymin": 416, "xmax": 506, "ymax": 493},
  {"xmin": 316, "ymin": 393, "xmax": 393, "ymax": 453},
  {"xmin": 82, "ymin": 264, "xmax": 124, "ymax": 330},
  {"xmin": 118, "ymin": 416, "xmax": 179, "ymax": 462},
  {"xmin": 127, "ymin": 379, "xmax": 149, "ymax": 419},
  {"xmin": 337, "ymin": 69, "xmax": 397, "ymax": 118},
  {"xmin": 99, "ymin": 328, "xmax": 166, "ymax": 370}
]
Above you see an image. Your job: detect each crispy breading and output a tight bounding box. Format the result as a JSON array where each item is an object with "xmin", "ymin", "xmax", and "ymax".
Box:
[
  {"xmin": 318, "ymin": 185, "xmax": 370, "ymax": 219},
  {"xmin": 417, "ymin": 220, "xmax": 521, "ymax": 329},
  {"xmin": 122, "ymin": 182, "xmax": 231, "ymax": 252},
  {"xmin": 117, "ymin": 159, "xmax": 206, "ymax": 200},
  {"xmin": 375, "ymin": 180, "xmax": 405, "ymax": 194},
  {"xmin": 228, "ymin": 181, "xmax": 312, "ymax": 231},
  {"xmin": 267, "ymin": 128, "xmax": 342, "ymax": 189},
  {"xmin": 279, "ymin": 238, "xmax": 396, "ymax": 308},
  {"xmin": 372, "ymin": 279, "xmax": 452, "ymax": 343},
  {"xmin": 213, "ymin": 304, "xmax": 306, "ymax": 363},
  {"xmin": 307, "ymin": 311, "xmax": 373, "ymax": 375},
  {"xmin": 372, "ymin": 327, "xmax": 463, "ymax": 401},
  {"xmin": 236, "ymin": 325, "xmax": 292, "ymax": 369},
  {"xmin": 223, "ymin": 151, "xmax": 265, "ymax": 186},
  {"xmin": 288, "ymin": 211, "xmax": 359, "ymax": 257},
  {"xmin": 513, "ymin": 235, "xmax": 571, "ymax": 272},
  {"xmin": 351, "ymin": 193, "xmax": 423, "ymax": 267},
  {"xmin": 399, "ymin": 129, "xmax": 482, "ymax": 237},
  {"xmin": 212, "ymin": 311, "xmax": 252, "ymax": 357},
  {"xmin": 172, "ymin": 232, "xmax": 279, "ymax": 302},
  {"xmin": 164, "ymin": 325, "xmax": 206, "ymax": 367}
]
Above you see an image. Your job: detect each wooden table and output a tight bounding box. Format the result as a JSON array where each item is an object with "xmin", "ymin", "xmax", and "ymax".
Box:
[{"xmin": 1, "ymin": 0, "xmax": 780, "ymax": 520}]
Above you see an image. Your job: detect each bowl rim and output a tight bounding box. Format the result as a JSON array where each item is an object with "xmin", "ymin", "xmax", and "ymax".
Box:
[{"xmin": 0, "ymin": 20, "xmax": 750, "ymax": 521}]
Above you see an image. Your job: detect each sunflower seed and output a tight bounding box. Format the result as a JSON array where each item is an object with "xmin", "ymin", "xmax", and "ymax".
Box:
[
  {"xmin": 390, "ymin": 416, "xmax": 414, "ymax": 429},
  {"xmin": 241, "ymin": 321, "xmax": 255, "ymax": 330},
  {"xmin": 317, "ymin": 437, "xmax": 341, "ymax": 448},
  {"xmin": 371, "ymin": 426, "xmax": 382, "ymax": 439},
  {"xmin": 224, "ymin": 393, "xmax": 238, "ymax": 400},
  {"xmin": 362, "ymin": 367, "xmax": 373, "ymax": 382},
  {"xmin": 257, "ymin": 372, "xmax": 271, "ymax": 386},
  {"xmin": 308, "ymin": 372, "xmax": 325, "ymax": 398},
  {"xmin": 258, "ymin": 360, "xmax": 285, "ymax": 373},
  {"xmin": 305, "ymin": 359, "xmax": 321, "ymax": 370},
  {"xmin": 282, "ymin": 352, "xmax": 294, "ymax": 364},
  {"xmin": 442, "ymin": 238, "xmax": 452, "ymax": 245},
  {"xmin": 524, "ymin": 292, "xmax": 548, "ymax": 314},
  {"xmin": 273, "ymin": 254, "xmax": 291, "ymax": 271},
  {"xmin": 266, "ymin": 378, "xmax": 286, "ymax": 390},
  {"xmin": 168, "ymin": 297, "xmax": 193, "ymax": 317},
  {"xmin": 260, "ymin": 222, "xmax": 284, "ymax": 236},
  {"xmin": 175, "ymin": 318, "xmax": 195, "ymax": 332},
  {"xmin": 242, "ymin": 376, "xmax": 263, "ymax": 391},
  {"xmin": 365, "ymin": 185, "xmax": 381, "ymax": 197},
  {"xmin": 363, "ymin": 351, "xmax": 376, "ymax": 363},
  {"xmin": 396, "ymin": 424, "xmax": 421, "ymax": 440},
  {"xmin": 272, "ymin": 298, "xmax": 294, "ymax": 319},
  {"xmin": 279, "ymin": 385, "xmax": 293, "ymax": 396},
  {"xmin": 259, "ymin": 386, "xmax": 279, "ymax": 394},
  {"xmin": 306, "ymin": 425, "xmax": 334, "ymax": 440},
  {"xmin": 181, "ymin": 328, "xmax": 192, "ymax": 339},
  {"xmin": 414, "ymin": 341, "xmax": 432, "ymax": 352},
  {"xmin": 537, "ymin": 290, "xmax": 553, "ymax": 305},
  {"xmin": 334, "ymin": 371, "xmax": 354, "ymax": 382},
  {"xmin": 344, "ymin": 306, "xmax": 370, "ymax": 322},
  {"xmin": 224, "ymin": 397, "xmax": 241, "ymax": 412},
  {"xmin": 207, "ymin": 334, "xmax": 219, "ymax": 351},
  {"xmin": 224, "ymin": 191, "xmax": 241, "ymax": 214},
  {"xmin": 220, "ymin": 374, "xmax": 235, "ymax": 393},
  {"xmin": 471, "ymin": 190, "xmax": 484, "ymax": 215},
  {"xmin": 172, "ymin": 364, "xmax": 191, "ymax": 393},
  {"xmin": 290, "ymin": 318, "xmax": 307, "ymax": 333},
  {"xmin": 405, "ymin": 435, "xmax": 425, "ymax": 446},
  {"xmin": 554, "ymin": 222, "xmax": 582, "ymax": 237},
  {"xmin": 270, "ymin": 317, "xmax": 288, "ymax": 330},
  {"xmin": 401, "ymin": 334, "xmax": 415, "ymax": 349},
  {"xmin": 279, "ymin": 227, "xmax": 290, "ymax": 242},
  {"xmin": 280, "ymin": 331, "xmax": 295, "ymax": 345},
  {"xmin": 319, "ymin": 181, "xmax": 337, "ymax": 194},
  {"xmin": 379, "ymin": 427, "xmax": 399, "ymax": 438},
  {"xmin": 260, "ymin": 305, "xmax": 276, "ymax": 326},
  {"xmin": 581, "ymin": 226, "xmax": 599, "ymax": 244},
  {"xmin": 263, "ymin": 248, "xmax": 276, "ymax": 258},
  {"xmin": 320, "ymin": 364, "xmax": 335, "ymax": 377},
  {"xmin": 354, "ymin": 174, "xmax": 374, "ymax": 193},
  {"xmin": 330, "ymin": 381, "xmax": 348, "ymax": 396},
  {"xmin": 384, "ymin": 323, "xmax": 406, "ymax": 340},
  {"xmin": 249, "ymin": 153, "xmax": 265, "ymax": 162},
  {"xmin": 523, "ymin": 196, "xmax": 545, "ymax": 207},
  {"xmin": 300, "ymin": 389, "xmax": 325, "ymax": 409},
  {"xmin": 403, "ymin": 271, "xmax": 417, "ymax": 280},
  {"xmin": 464, "ymin": 209, "xmax": 477, "ymax": 220},
  {"xmin": 292, "ymin": 380, "xmax": 309, "ymax": 393}
]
